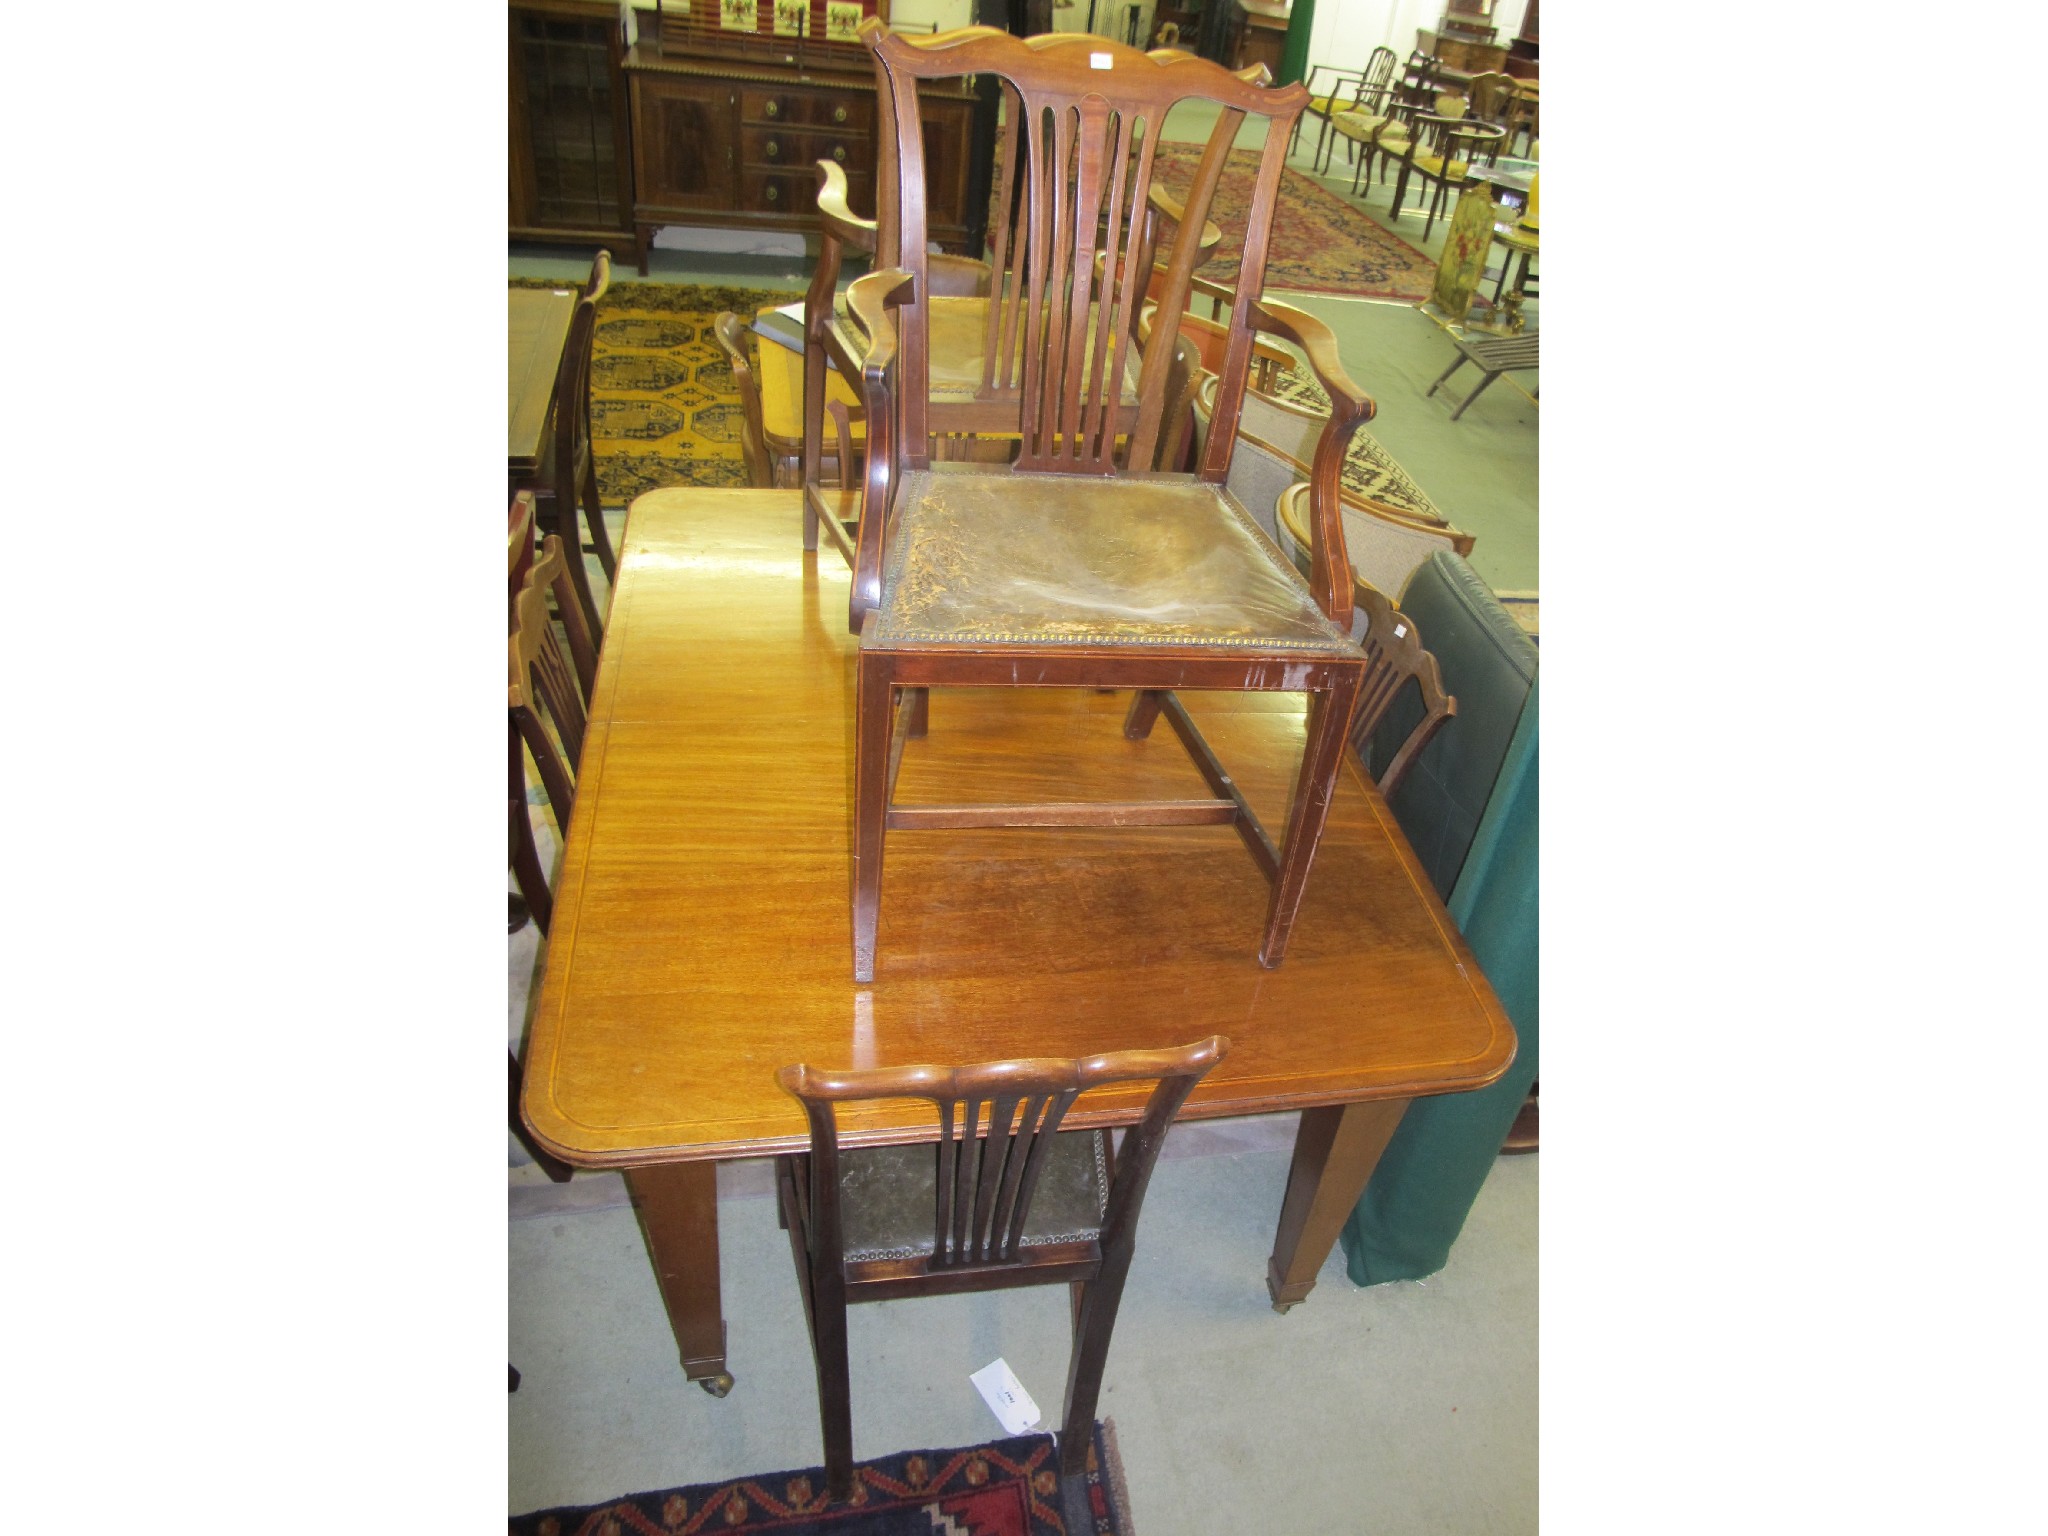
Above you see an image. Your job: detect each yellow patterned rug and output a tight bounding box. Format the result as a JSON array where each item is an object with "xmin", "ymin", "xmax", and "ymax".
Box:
[{"xmin": 514, "ymin": 279, "xmax": 789, "ymax": 504}]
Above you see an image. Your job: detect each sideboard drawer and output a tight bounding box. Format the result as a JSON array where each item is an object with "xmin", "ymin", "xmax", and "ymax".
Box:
[{"xmin": 739, "ymin": 86, "xmax": 872, "ymax": 131}]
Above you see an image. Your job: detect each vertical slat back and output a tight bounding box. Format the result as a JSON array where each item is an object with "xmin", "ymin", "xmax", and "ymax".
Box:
[
  {"xmin": 509, "ymin": 539, "xmax": 590, "ymax": 824},
  {"xmin": 865, "ymin": 24, "xmax": 1305, "ymax": 479},
  {"xmin": 778, "ymin": 1038, "xmax": 1228, "ymax": 1281}
]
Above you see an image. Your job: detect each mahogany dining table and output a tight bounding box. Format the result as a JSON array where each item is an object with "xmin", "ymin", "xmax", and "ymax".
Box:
[{"xmin": 519, "ymin": 487, "xmax": 1516, "ymax": 1396}]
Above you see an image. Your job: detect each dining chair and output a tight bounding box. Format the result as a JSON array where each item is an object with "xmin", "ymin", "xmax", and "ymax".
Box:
[
  {"xmin": 507, "ymin": 496, "xmax": 592, "ymax": 1186},
  {"xmin": 511, "ymin": 249, "xmax": 614, "ymax": 641},
  {"xmin": 1338, "ymin": 69, "xmax": 1458, "ymax": 197},
  {"xmin": 508, "ymin": 527, "xmax": 594, "ymax": 937},
  {"xmin": 774, "ymin": 1035, "xmax": 1228, "ymax": 1498},
  {"xmin": 711, "ymin": 313, "xmax": 776, "ymax": 488},
  {"xmin": 829, "ymin": 23, "xmax": 1375, "ymax": 982},
  {"xmin": 1386, "ymin": 114, "xmax": 1507, "ymax": 240},
  {"xmin": 1345, "ymin": 579, "xmax": 1456, "ymax": 791},
  {"xmin": 1291, "ymin": 44, "xmax": 1396, "ymax": 173}
]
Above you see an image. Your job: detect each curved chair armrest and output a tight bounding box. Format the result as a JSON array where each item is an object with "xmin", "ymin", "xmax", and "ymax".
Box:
[
  {"xmin": 1250, "ymin": 300, "xmax": 1375, "ymax": 628},
  {"xmin": 1145, "ymin": 184, "xmax": 1225, "ymax": 264},
  {"xmin": 844, "ymin": 268, "xmax": 914, "ymax": 631},
  {"xmin": 816, "ymin": 160, "xmax": 878, "ymax": 254}
]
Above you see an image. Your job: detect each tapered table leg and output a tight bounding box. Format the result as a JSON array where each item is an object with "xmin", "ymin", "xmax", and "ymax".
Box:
[
  {"xmin": 625, "ymin": 1162, "xmax": 734, "ymax": 1395},
  {"xmin": 1266, "ymin": 1099, "xmax": 1409, "ymax": 1312}
]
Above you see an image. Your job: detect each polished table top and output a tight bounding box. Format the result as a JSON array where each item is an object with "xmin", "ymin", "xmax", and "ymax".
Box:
[
  {"xmin": 522, "ymin": 488, "xmax": 1514, "ymax": 1166},
  {"xmin": 508, "ymin": 286, "xmax": 576, "ymax": 473}
]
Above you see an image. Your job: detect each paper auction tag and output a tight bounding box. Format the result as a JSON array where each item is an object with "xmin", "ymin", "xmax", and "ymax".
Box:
[
  {"xmin": 970, "ymin": 1358, "xmax": 1042, "ymax": 1435},
  {"xmin": 1090, "ymin": 51, "xmax": 1112, "ymax": 69}
]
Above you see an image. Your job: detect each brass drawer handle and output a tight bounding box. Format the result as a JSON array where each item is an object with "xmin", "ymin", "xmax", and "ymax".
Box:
[
  {"xmin": 766, "ymin": 138, "xmax": 781, "ymax": 158},
  {"xmin": 832, "ymin": 104, "xmax": 848, "ymax": 124},
  {"xmin": 831, "ymin": 145, "xmax": 846, "ymax": 163},
  {"xmin": 765, "ymin": 99, "xmax": 781, "ymax": 118},
  {"xmin": 765, "ymin": 183, "xmax": 780, "ymax": 203}
]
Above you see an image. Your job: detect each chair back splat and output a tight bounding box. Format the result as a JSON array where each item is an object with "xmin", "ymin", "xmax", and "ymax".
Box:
[
  {"xmin": 867, "ymin": 22, "xmax": 1300, "ymax": 480},
  {"xmin": 775, "ymin": 1036, "xmax": 1227, "ymax": 1496}
]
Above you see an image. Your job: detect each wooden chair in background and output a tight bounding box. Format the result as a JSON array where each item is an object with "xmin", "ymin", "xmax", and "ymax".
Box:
[
  {"xmin": 1386, "ymin": 114, "xmax": 1507, "ymax": 240},
  {"xmin": 1347, "ymin": 580, "xmax": 1456, "ymax": 789},
  {"xmin": 775, "ymin": 1036, "xmax": 1228, "ymax": 1497},
  {"xmin": 510, "ymin": 249, "xmax": 614, "ymax": 641},
  {"xmin": 1292, "ymin": 44, "xmax": 1397, "ymax": 173},
  {"xmin": 833, "ymin": 24, "xmax": 1375, "ymax": 982},
  {"xmin": 711, "ymin": 312, "xmax": 776, "ymax": 488},
  {"xmin": 508, "ymin": 527, "xmax": 594, "ymax": 938}
]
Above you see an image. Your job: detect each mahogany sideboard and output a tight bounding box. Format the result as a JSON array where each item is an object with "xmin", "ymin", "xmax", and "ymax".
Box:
[{"xmin": 622, "ymin": 41, "xmax": 988, "ymax": 272}]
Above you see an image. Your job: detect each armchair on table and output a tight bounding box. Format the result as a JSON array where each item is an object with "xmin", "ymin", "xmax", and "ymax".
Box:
[
  {"xmin": 825, "ymin": 22, "xmax": 1376, "ymax": 982},
  {"xmin": 1291, "ymin": 44, "xmax": 1396, "ymax": 173},
  {"xmin": 776, "ymin": 1036, "xmax": 1227, "ymax": 1498},
  {"xmin": 509, "ymin": 249, "xmax": 614, "ymax": 641}
]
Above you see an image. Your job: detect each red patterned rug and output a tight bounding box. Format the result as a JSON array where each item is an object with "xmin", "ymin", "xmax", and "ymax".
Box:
[
  {"xmin": 508, "ymin": 1422, "xmax": 1134, "ymax": 1535},
  {"xmin": 1149, "ymin": 141, "xmax": 1436, "ymax": 301}
]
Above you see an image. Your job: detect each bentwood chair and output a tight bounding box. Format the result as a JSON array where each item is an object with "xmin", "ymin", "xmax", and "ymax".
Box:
[
  {"xmin": 511, "ymin": 249, "xmax": 613, "ymax": 640},
  {"xmin": 828, "ymin": 24, "xmax": 1375, "ymax": 982},
  {"xmin": 775, "ymin": 1036, "xmax": 1228, "ymax": 1498},
  {"xmin": 1291, "ymin": 44, "xmax": 1397, "ymax": 173}
]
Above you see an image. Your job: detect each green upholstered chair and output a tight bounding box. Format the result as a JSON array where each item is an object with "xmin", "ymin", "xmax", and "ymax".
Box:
[{"xmin": 1340, "ymin": 553, "xmax": 1537, "ymax": 1284}]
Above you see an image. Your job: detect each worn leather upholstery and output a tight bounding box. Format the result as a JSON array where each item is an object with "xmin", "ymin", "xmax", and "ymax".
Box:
[
  {"xmin": 1366, "ymin": 551, "xmax": 1537, "ymax": 900},
  {"xmin": 838, "ymin": 1131, "xmax": 1110, "ymax": 1262}
]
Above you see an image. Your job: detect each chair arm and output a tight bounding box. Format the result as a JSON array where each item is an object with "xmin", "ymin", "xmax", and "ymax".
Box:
[
  {"xmin": 1250, "ymin": 300, "xmax": 1375, "ymax": 627},
  {"xmin": 843, "ymin": 268, "xmax": 914, "ymax": 631},
  {"xmin": 815, "ymin": 160, "xmax": 877, "ymax": 254},
  {"xmin": 1144, "ymin": 184, "xmax": 1226, "ymax": 265}
]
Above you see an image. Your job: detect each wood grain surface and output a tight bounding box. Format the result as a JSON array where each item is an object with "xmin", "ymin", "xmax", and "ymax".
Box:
[
  {"xmin": 522, "ymin": 489, "xmax": 1514, "ymax": 1165},
  {"xmin": 508, "ymin": 287, "xmax": 575, "ymax": 472}
]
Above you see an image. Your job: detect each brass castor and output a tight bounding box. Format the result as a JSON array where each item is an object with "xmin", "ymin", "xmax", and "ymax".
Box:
[{"xmin": 698, "ymin": 1372, "xmax": 735, "ymax": 1398}]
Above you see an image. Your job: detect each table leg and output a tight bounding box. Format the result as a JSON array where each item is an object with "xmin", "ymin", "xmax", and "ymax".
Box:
[
  {"xmin": 625, "ymin": 1162, "xmax": 735, "ymax": 1396},
  {"xmin": 1266, "ymin": 1099, "xmax": 1408, "ymax": 1312}
]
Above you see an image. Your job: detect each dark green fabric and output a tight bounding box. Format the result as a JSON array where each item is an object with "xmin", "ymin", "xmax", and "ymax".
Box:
[
  {"xmin": 1278, "ymin": 0, "xmax": 1314, "ymax": 85},
  {"xmin": 1342, "ymin": 674, "xmax": 1537, "ymax": 1285},
  {"xmin": 1367, "ymin": 552, "xmax": 1539, "ymax": 900}
]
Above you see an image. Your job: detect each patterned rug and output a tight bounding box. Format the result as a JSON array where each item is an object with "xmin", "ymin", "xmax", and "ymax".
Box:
[
  {"xmin": 513, "ymin": 279, "xmax": 788, "ymax": 505},
  {"xmin": 509, "ymin": 1423, "xmax": 1134, "ymax": 1535},
  {"xmin": 1149, "ymin": 142, "xmax": 1437, "ymax": 301}
]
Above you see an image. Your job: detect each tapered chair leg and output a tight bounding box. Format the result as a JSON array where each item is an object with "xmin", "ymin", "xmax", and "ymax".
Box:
[
  {"xmin": 1059, "ymin": 1252, "xmax": 1136, "ymax": 1475},
  {"xmin": 852, "ymin": 650, "xmax": 896, "ymax": 982},
  {"xmin": 1258, "ymin": 677, "xmax": 1363, "ymax": 968},
  {"xmin": 1122, "ymin": 689, "xmax": 1167, "ymax": 740}
]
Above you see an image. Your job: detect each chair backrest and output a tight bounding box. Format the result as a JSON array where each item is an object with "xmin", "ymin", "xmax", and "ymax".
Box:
[
  {"xmin": 863, "ymin": 22, "xmax": 1305, "ymax": 480},
  {"xmin": 778, "ymin": 1036, "xmax": 1225, "ymax": 1273},
  {"xmin": 550, "ymin": 250, "xmax": 610, "ymax": 489},
  {"xmin": 509, "ymin": 532, "xmax": 592, "ymax": 848},
  {"xmin": 711, "ymin": 312, "xmax": 775, "ymax": 488},
  {"xmin": 507, "ymin": 491, "xmax": 596, "ymax": 700},
  {"xmin": 1351, "ymin": 580, "xmax": 1456, "ymax": 796},
  {"xmin": 1355, "ymin": 44, "xmax": 1398, "ymax": 108},
  {"xmin": 1368, "ymin": 551, "xmax": 1536, "ymax": 899},
  {"xmin": 1465, "ymin": 70, "xmax": 1517, "ymax": 122}
]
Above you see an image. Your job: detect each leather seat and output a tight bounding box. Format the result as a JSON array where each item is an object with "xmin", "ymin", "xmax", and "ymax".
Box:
[
  {"xmin": 837, "ymin": 1133, "xmax": 1108, "ymax": 1262},
  {"xmin": 869, "ymin": 467, "xmax": 1358, "ymax": 656}
]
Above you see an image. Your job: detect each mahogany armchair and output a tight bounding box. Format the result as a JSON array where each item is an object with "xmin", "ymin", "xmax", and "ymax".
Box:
[
  {"xmin": 775, "ymin": 1036, "xmax": 1227, "ymax": 1498},
  {"xmin": 825, "ymin": 24, "xmax": 1378, "ymax": 982}
]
